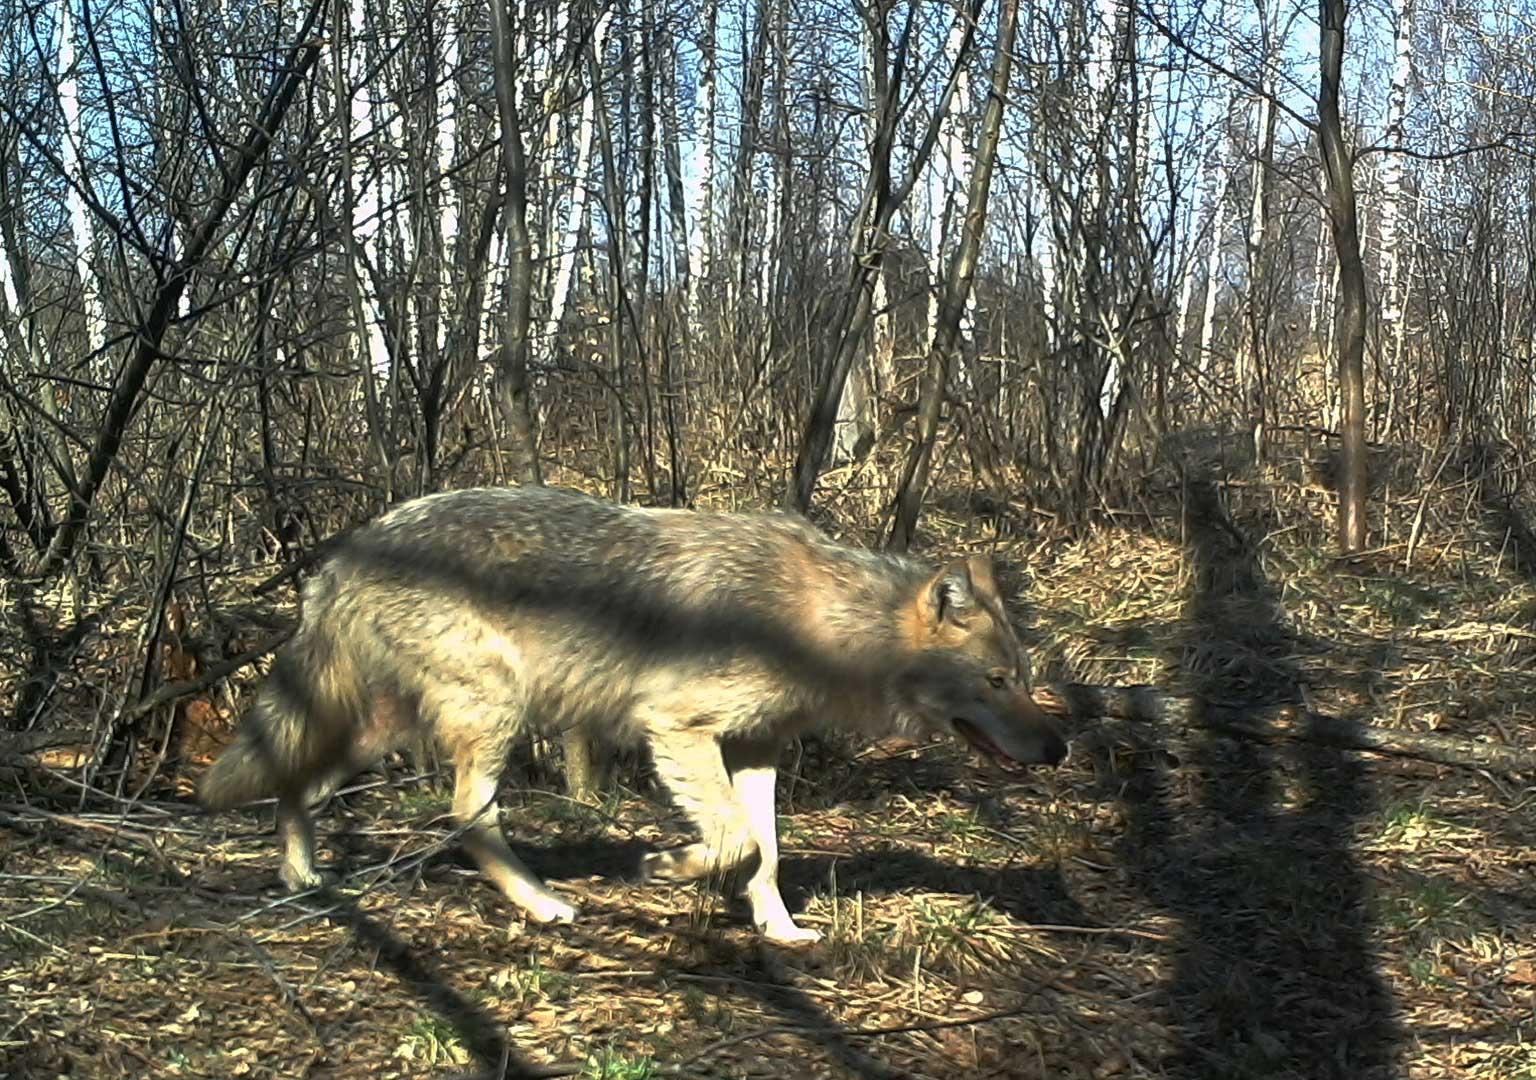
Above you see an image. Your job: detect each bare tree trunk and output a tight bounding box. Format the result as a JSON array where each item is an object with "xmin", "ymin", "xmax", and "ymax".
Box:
[
  {"xmin": 1319, "ymin": 0, "xmax": 1368, "ymax": 553},
  {"xmin": 832, "ymin": 11, "xmax": 890, "ymax": 469},
  {"xmin": 925, "ymin": 3, "xmax": 973, "ymax": 358},
  {"xmin": 660, "ymin": 28, "xmax": 691, "ymax": 297},
  {"xmin": 787, "ymin": 0, "xmax": 981, "ymax": 514},
  {"xmin": 1310, "ymin": 198, "xmax": 1330, "ymax": 341},
  {"xmin": 56, "ymin": 0, "xmax": 106, "ymax": 360},
  {"xmin": 1198, "ymin": 168, "xmax": 1230, "ymax": 380},
  {"xmin": 686, "ymin": 1, "xmax": 718, "ymax": 331},
  {"xmin": 726, "ymin": 0, "xmax": 770, "ymax": 330},
  {"xmin": 1378, "ymin": 0, "xmax": 1415, "ymax": 439},
  {"xmin": 658, "ymin": 25, "xmax": 690, "ymax": 503},
  {"xmin": 590, "ymin": 37, "xmax": 632, "ymax": 504},
  {"xmin": 1241, "ymin": 62, "xmax": 1276, "ymax": 461},
  {"xmin": 0, "ymin": 134, "xmax": 75, "ymax": 525},
  {"xmin": 763, "ymin": 0, "xmax": 791, "ymax": 310},
  {"xmin": 544, "ymin": 11, "xmax": 611, "ymax": 364},
  {"xmin": 334, "ymin": 0, "xmax": 398, "ymax": 503},
  {"xmin": 887, "ymin": 0, "xmax": 1018, "ymax": 551},
  {"xmin": 415, "ymin": 0, "xmax": 462, "ymax": 491},
  {"xmin": 489, "ymin": 0, "xmax": 543, "ymax": 485}
]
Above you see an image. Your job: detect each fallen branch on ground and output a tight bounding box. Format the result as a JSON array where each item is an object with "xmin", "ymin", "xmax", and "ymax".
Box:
[
  {"xmin": 1037, "ymin": 682, "xmax": 1535, "ymax": 776},
  {"xmin": 0, "ymin": 729, "xmax": 97, "ymax": 764}
]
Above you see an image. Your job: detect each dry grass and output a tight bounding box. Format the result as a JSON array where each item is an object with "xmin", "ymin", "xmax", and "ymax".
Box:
[{"xmin": 3, "ymin": 438, "xmax": 1535, "ymax": 1079}]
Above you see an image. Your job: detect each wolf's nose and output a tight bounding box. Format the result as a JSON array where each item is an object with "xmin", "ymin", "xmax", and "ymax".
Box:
[{"xmin": 1042, "ymin": 734, "xmax": 1069, "ymax": 767}]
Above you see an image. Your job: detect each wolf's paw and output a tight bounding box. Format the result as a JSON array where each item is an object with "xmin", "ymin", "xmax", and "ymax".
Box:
[
  {"xmin": 526, "ymin": 893, "xmax": 580, "ymax": 925},
  {"xmin": 280, "ymin": 865, "xmax": 330, "ymax": 892},
  {"xmin": 760, "ymin": 921, "xmax": 822, "ymax": 946},
  {"xmin": 639, "ymin": 848, "xmax": 686, "ymax": 883}
]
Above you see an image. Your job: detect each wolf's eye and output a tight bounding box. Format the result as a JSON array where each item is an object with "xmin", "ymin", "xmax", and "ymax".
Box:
[{"xmin": 987, "ymin": 673, "xmax": 1009, "ymax": 690}]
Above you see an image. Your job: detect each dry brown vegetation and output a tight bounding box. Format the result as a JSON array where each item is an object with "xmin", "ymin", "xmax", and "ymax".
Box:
[{"xmin": 3, "ymin": 433, "xmax": 1534, "ymax": 1080}]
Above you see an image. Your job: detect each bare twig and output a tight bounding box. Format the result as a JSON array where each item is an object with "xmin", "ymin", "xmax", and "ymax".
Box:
[
  {"xmin": 121, "ymin": 630, "xmax": 292, "ymax": 723},
  {"xmin": 1038, "ymin": 683, "xmax": 1536, "ymax": 775}
]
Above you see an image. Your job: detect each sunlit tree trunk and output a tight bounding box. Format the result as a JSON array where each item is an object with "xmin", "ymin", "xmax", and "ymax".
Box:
[
  {"xmin": 925, "ymin": 2, "xmax": 973, "ymax": 361},
  {"xmin": 489, "ymin": 0, "xmax": 543, "ymax": 485},
  {"xmin": 787, "ymin": 0, "xmax": 982, "ymax": 513},
  {"xmin": 1378, "ymin": 0, "xmax": 1414, "ymax": 438},
  {"xmin": 1198, "ymin": 170, "xmax": 1231, "ymax": 379},
  {"xmin": 888, "ymin": 0, "xmax": 1018, "ymax": 551},
  {"xmin": 544, "ymin": 11, "xmax": 611, "ymax": 362},
  {"xmin": 56, "ymin": 0, "xmax": 106, "ymax": 358},
  {"xmin": 686, "ymin": 1, "xmax": 718, "ymax": 331},
  {"xmin": 1319, "ymin": 0, "xmax": 1368, "ymax": 553},
  {"xmin": 659, "ymin": 28, "xmax": 691, "ymax": 297},
  {"xmin": 434, "ymin": 6, "xmax": 461, "ymax": 363},
  {"xmin": 832, "ymin": 8, "xmax": 890, "ymax": 468},
  {"xmin": 1240, "ymin": 30, "xmax": 1276, "ymax": 459}
]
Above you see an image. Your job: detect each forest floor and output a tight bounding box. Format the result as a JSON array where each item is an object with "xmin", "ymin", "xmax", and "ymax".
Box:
[{"xmin": 3, "ymin": 446, "xmax": 1535, "ymax": 1079}]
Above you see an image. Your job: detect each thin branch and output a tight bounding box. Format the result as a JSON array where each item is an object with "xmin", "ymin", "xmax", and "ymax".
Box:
[
  {"xmin": 121, "ymin": 629, "xmax": 293, "ymax": 724},
  {"xmin": 22, "ymin": 0, "xmax": 331, "ymax": 581},
  {"xmin": 1356, "ymin": 132, "xmax": 1536, "ymax": 163},
  {"xmin": 1132, "ymin": 1, "xmax": 1318, "ymax": 134},
  {"xmin": 1037, "ymin": 683, "xmax": 1536, "ymax": 775}
]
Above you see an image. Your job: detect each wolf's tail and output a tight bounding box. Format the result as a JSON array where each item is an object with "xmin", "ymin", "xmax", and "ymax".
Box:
[{"xmin": 199, "ymin": 620, "xmax": 366, "ymax": 811}]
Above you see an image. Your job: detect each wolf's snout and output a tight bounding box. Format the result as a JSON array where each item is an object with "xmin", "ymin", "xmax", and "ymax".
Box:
[
  {"xmin": 1011, "ymin": 693, "xmax": 1069, "ymax": 767},
  {"xmin": 1038, "ymin": 731, "xmax": 1069, "ymax": 767}
]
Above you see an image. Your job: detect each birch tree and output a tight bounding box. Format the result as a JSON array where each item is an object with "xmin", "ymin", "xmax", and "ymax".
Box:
[
  {"xmin": 1377, "ymin": 0, "xmax": 1414, "ymax": 435},
  {"xmin": 543, "ymin": 11, "xmax": 612, "ymax": 364},
  {"xmin": 832, "ymin": 8, "xmax": 891, "ymax": 468},
  {"xmin": 725, "ymin": 0, "xmax": 770, "ymax": 329},
  {"xmin": 1193, "ymin": 16, "xmax": 1237, "ymax": 383},
  {"xmin": 55, "ymin": 0, "xmax": 106, "ymax": 359},
  {"xmin": 1084, "ymin": 0, "xmax": 1120, "ymax": 417},
  {"xmin": 686, "ymin": 1, "xmax": 718, "ymax": 330},
  {"xmin": 659, "ymin": 27, "xmax": 691, "ymax": 301},
  {"xmin": 24, "ymin": 0, "xmax": 330, "ymax": 580},
  {"xmin": 926, "ymin": 3, "xmax": 974, "ymax": 358},
  {"xmin": 1238, "ymin": 3, "xmax": 1277, "ymax": 458}
]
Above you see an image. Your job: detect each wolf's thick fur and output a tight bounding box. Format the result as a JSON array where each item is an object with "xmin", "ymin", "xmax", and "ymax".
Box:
[{"xmin": 201, "ymin": 486, "xmax": 1067, "ymax": 942}]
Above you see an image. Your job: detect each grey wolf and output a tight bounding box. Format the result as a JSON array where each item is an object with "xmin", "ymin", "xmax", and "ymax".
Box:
[{"xmin": 200, "ymin": 485, "xmax": 1068, "ymax": 943}]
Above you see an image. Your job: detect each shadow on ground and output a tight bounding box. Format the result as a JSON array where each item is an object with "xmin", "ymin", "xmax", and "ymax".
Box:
[
  {"xmin": 1113, "ymin": 473, "xmax": 1401, "ymax": 1077},
  {"xmin": 295, "ymin": 802, "xmax": 1091, "ymax": 1078}
]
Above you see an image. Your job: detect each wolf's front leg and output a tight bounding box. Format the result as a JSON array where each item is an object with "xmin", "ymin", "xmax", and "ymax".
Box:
[
  {"xmin": 641, "ymin": 729, "xmax": 756, "ymax": 883},
  {"xmin": 728, "ymin": 742, "xmax": 820, "ymax": 945}
]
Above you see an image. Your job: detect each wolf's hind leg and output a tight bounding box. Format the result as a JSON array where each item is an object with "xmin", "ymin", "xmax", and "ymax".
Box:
[
  {"xmin": 726, "ymin": 740, "xmax": 819, "ymax": 944},
  {"xmin": 277, "ymin": 792, "xmax": 325, "ymax": 891},
  {"xmin": 275, "ymin": 691, "xmax": 415, "ymax": 890},
  {"xmin": 451, "ymin": 754, "xmax": 578, "ymax": 925},
  {"xmin": 642, "ymin": 729, "xmax": 756, "ymax": 884}
]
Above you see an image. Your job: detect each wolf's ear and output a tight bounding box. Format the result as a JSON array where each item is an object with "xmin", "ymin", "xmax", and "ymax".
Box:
[
  {"xmin": 964, "ymin": 553, "xmax": 1001, "ymax": 599},
  {"xmin": 925, "ymin": 559, "xmax": 980, "ymax": 627}
]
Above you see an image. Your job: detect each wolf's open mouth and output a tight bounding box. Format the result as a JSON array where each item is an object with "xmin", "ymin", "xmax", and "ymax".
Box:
[{"xmin": 953, "ymin": 718, "xmax": 1021, "ymax": 767}]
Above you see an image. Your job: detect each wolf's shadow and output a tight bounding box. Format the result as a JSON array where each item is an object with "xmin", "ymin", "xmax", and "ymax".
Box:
[
  {"xmin": 320, "ymin": 808, "xmax": 1091, "ymax": 935},
  {"xmin": 404, "ymin": 832, "xmax": 1093, "ymax": 934}
]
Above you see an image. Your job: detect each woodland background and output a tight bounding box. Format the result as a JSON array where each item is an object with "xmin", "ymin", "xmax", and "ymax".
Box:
[{"xmin": 5, "ymin": 0, "xmax": 1533, "ymax": 594}]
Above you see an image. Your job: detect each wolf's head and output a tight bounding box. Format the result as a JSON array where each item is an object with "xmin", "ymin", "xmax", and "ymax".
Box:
[{"xmin": 893, "ymin": 554, "xmax": 1068, "ymax": 769}]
